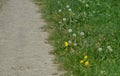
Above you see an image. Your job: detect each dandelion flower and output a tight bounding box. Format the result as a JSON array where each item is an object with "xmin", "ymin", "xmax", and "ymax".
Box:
[
  {"xmin": 84, "ymin": 55, "xmax": 88, "ymax": 59},
  {"xmin": 68, "ymin": 29, "xmax": 72, "ymax": 33},
  {"xmin": 64, "ymin": 42, "xmax": 68, "ymax": 47},
  {"xmin": 63, "ymin": 18, "xmax": 66, "ymax": 21},
  {"xmin": 98, "ymin": 48, "xmax": 102, "ymax": 52},
  {"xmin": 85, "ymin": 61, "xmax": 89, "ymax": 66},
  {"xmin": 80, "ymin": 60, "xmax": 84, "ymax": 64},
  {"xmin": 107, "ymin": 46, "xmax": 113, "ymax": 52}
]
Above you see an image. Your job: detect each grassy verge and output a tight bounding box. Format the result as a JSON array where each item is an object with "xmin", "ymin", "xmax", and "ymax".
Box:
[
  {"xmin": 34, "ymin": 0, "xmax": 120, "ymax": 76},
  {"xmin": 0, "ymin": 0, "xmax": 3, "ymax": 8},
  {"xmin": 0, "ymin": 0, "xmax": 6, "ymax": 8}
]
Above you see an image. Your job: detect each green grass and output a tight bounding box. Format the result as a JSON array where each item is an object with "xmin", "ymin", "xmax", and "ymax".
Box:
[{"xmin": 34, "ymin": 0, "xmax": 120, "ymax": 76}]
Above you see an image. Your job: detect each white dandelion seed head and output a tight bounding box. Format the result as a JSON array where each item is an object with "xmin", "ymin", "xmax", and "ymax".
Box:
[
  {"xmin": 68, "ymin": 8, "xmax": 72, "ymax": 11},
  {"xmin": 86, "ymin": 4, "xmax": 89, "ymax": 7},
  {"xmin": 58, "ymin": 1, "xmax": 60, "ymax": 4},
  {"xmin": 80, "ymin": 31, "xmax": 85, "ymax": 36},
  {"xmin": 66, "ymin": 5, "xmax": 70, "ymax": 8},
  {"xmin": 84, "ymin": 40, "xmax": 87, "ymax": 43},
  {"xmin": 71, "ymin": 74, "xmax": 73, "ymax": 76},
  {"xmin": 74, "ymin": 43, "xmax": 77, "ymax": 46},
  {"xmin": 58, "ymin": 9, "xmax": 62, "ymax": 12},
  {"xmin": 63, "ymin": 18, "xmax": 66, "ymax": 21},
  {"xmin": 93, "ymin": 11, "xmax": 96, "ymax": 13},
  {"xmin": 73, "ymin": 33, "xmax": 76, "ymax": 37},
  {"xmin": 73, "ymin": 13, "xmax": 75, "ymax": 15},
  {"xmin": 82, "ymin": 0, "xmax": 85, "ymax": 3},
  {"xmin": 100, "ymin": 70, "xmax": 106, "ymax": 74},
  {"xmin": 107, "ymin": 46, "xmax": 113, "ymax": 52},
  {"xmin": 59, "ymin": 21, "xmax": 62, "ymax": 24},
  {"xmin": 83, "ymin": 12, "xmax": 87, "ymax": 16},
  {"xmin": 98, "ymin": 48, "xmax": 102, "ymax": 52},
  {"xmin": 107, "ymin": 46, "xmax": 111, "ymax": 49},
  {"xmin": 68, "ymin": 40, "xmax": 72, "ymax": 44},
  {"xmin": 68, "ymin": 29, "xmax": 72, "ymax": 33}
]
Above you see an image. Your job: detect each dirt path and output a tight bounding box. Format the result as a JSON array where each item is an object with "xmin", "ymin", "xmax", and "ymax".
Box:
[{"xmin": 0, "ymin": 0, "xmax": 60, "ymax": 76}]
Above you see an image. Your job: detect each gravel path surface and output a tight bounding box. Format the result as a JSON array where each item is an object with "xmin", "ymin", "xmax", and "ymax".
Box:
[{"xmin": 0, "ymin": 0, "xmax": 60, "ymax": 76}]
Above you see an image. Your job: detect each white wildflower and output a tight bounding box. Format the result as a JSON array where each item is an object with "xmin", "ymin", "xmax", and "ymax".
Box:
[
  {"xmin": 107, "ymin": 46, "xmax": 113, "ymax": 52},
  {"xmin": 80, "ymin": 31, "xmax": 85, "ymax": 36},
  {"xmin": 73, "ymin": 33, "xmax": 76, "ymax": 37},
  {"xmin": 63, "ymin": 18, "xmax": 66, "ymax": 21},
  {"xmin": 98, "ymin": 48, "xmax": 102, "ymax": 52},
  {"xmin": 68, "ymin": 29, "xmax": 72, "ymax": 33}
]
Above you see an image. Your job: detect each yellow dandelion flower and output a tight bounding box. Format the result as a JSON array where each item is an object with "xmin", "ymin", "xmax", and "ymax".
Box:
[
  {"xmin": 64, "ymin": 42, "xmax": 68, "ymax": 47},
  {"xmin": 80, "ymin": 60, "xmax": 84, "ymax": 64},
  {"xmin": 85, "ymin": 61, "xmax": 89, "ymax": 66},
  {"xmin": 84, "ymin": 55, "xmax": 88, "ymax": 59}
]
